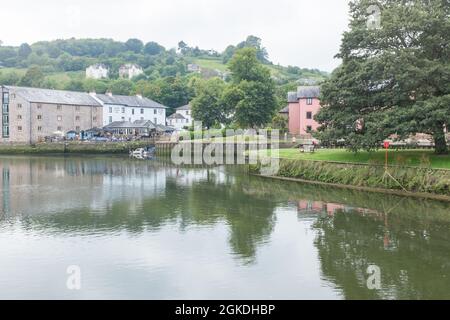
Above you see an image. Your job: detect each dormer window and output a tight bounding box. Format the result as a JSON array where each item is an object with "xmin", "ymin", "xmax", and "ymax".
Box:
[{"xmin": 306, "ymin": 98, "xmax": 313, "ymax": 105}]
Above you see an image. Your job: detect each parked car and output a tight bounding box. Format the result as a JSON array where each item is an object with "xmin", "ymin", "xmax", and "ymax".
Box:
[{"xmin": 90, "ymin": 137, "xmax": 109, "ymax": 142}]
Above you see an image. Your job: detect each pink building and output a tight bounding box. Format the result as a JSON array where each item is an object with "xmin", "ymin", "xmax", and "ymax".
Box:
[{"xmin": 287, "ymin": 86, "xmax": 321, "ymax": 136}]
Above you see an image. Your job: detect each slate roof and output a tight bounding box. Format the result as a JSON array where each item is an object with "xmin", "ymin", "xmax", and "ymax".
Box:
[
  {"xmin": 176, "ymin": 104, "xmax": 191, "ymax": 111},
  {"xmin": 95, "ymin": 94, "xmax": 167, "ymax": 109},
  {"xmin": 167, "ymin": 113, "xmax": 186, "ymax": 120},
  {"xmin": 3, "ymin": 86, "xmax": 102, "ymax": 106},
  {"xmin": 287, "ymin": 86, "xmax": 321, "ymax": 102},
  {"xmin": 287, "ymin": 92, "xmax": 298, "ymax": 103},
  {"xmin": 297, "ymin": 86, "xmax": 321, "ymax": 98}
]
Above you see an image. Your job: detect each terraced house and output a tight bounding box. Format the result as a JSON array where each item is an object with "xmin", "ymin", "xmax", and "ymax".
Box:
[
  {"xmin": 91, "ymin": 92, "xmax": 167, "ymax": 127},
  {"xmin": 1, "ymin": 86, "xmax": 103, "ymax": 144}
]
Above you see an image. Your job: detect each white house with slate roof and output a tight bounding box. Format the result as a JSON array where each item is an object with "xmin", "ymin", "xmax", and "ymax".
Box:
[
  {"xmin": 166, "ymin": 113, "xmax": 189, "ymax": 131},
  {"xmin": 175, "ymin": 104, "xmax": 193, "ymax": 127},
  {"xmin": 86, "ymin": 64, "xmax": 109, "ymax": 79},
  {"xmin": 119, "ymin": 64, "xmax": 144, "ymax": 80},
  {"xmin": 90, "ymin": 92, "xmax": 167, "ymax": 126}
]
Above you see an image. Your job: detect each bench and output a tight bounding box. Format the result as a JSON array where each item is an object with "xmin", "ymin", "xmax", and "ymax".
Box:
[{"xmin": 300, "ymin": 144, "xmax": 316, "ymax": 153}]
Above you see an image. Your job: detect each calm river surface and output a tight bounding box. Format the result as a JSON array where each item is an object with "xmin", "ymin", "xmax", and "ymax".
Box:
[{"xmin": 0, "ymin": 155, "xmax": 449, "ymax": 299}]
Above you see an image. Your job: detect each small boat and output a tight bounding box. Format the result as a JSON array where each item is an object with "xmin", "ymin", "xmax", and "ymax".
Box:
[{"xmin": 130, "ymin": 147, "xmax": 154, "ymax": 159}]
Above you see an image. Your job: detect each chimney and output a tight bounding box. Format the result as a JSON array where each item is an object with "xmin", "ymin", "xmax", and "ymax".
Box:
[
  {"xmin": 106, "ymin": 90, "xmax": 113, "ymax": 97},
  {"xmin": 136, "ymin": 93, "xmax": 143, "ymax": 99},
  {"xmin": 89, "ymin": 90, "xmax": 96, "ymax": 96}
]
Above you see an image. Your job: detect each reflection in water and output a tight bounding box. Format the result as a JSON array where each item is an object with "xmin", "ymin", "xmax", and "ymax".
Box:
[{"xmin": 0, "ymin": 156, "xmax": 449, "ymax": 299}]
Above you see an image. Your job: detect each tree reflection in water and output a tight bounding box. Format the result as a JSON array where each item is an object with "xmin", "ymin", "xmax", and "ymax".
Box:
[{"xmin": 1, "ymin": 155, "xmax": 450, "ymax": 297}]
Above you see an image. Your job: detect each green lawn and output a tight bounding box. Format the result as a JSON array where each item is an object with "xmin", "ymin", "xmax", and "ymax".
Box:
[
  {"xmin": 257, "ymin": 148, "xmax": 450, "ymax": 169},
  {"xmin": 192, "ymin": 58, "xmax": 229, "ymax": 72}
]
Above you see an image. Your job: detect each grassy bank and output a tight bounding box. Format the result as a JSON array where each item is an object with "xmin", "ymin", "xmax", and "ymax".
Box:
[
  {"xmin": 256, "ymin": 148, "xmax": 450, "ymax": 170},
  {"xmin": 0, "ymin": 141, "xmax": 151, "ymax": 155},
  {"xmin": 250, "ymin": 158, "xmax": 450, "ymax": 196}
]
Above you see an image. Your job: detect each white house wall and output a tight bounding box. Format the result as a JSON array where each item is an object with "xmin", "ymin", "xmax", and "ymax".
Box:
[{"xmin": 102, "ymin": 104, "xmax": 166, "ymax": 126}]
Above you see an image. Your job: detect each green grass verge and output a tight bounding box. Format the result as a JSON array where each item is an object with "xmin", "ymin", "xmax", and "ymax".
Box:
[
  {"xmin": 250, "ymin": 158, "xmax": 450, "ymax": 195},
  {"xmin": 257, "ymin": 148, "xmax": 450, "ymax": 170}
]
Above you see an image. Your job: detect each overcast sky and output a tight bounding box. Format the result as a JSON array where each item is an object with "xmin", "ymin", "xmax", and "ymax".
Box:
[{"xmin": 0, "ymin": 0, "xmax": 351, "ymax": 72}]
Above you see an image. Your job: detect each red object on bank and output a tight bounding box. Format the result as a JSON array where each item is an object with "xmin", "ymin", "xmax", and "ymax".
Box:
[{"xmin": 384, "ymin": 141, "xmax": 390, "ymax": 149}]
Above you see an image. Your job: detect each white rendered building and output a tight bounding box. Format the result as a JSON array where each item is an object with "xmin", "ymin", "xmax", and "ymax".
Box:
[
  {"xmin": 86, "ymin": 64, "xmax": 109, "ymax": 79},
  {"xmin": 91, "ymin": 92, "xmax": 167, "ymax": 127}
]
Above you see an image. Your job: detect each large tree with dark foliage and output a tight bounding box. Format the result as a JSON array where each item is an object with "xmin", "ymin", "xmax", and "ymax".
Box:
[{"xmin": 316, "ymin": 0, "xmax": 450, "ymax": 154}]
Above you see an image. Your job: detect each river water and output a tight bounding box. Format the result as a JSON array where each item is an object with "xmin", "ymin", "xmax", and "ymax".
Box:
[{"xmin": 0, "ymin": 155, "xmax": 449, "ymax": 299}]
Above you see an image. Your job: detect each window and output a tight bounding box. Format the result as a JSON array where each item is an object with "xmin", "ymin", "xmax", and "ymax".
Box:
[
  {"xmin": 306, "ymin": 98, "xmax": 313, "ymax": 105},
  {"xmin": 154, "ymin": 118, "xmax": 157, "ymax": 125},
  {"xmin": 122, "ymin": 107, "xmax": 125, "ymax": 113},
  {"xmin": 140, "ymin": 108, "xmax": 144, "ymax": 114},
  {"xmin": 11, "ymin": 93, "xmax": 16, "ymax": 99},
  {"xmin": 2, "ymin": 104, "xmax": 9, "ymax": 113},
  {"xmin": 76, "ymin": 126, "xmax": 80, "ymax": 131},
  {"xmin": 2, "ymin": 126, "xmax": 9, "ymax": 137},
  {"xmin": 17, "ymin": 126, "xmax": 22, "ymax": 131},
  {"xmin": 2, "ymin": 92, "xmax": 9, "ymax": 103},
  {"xmin": 154, "ymin": 109, "xmax": 157, "ymax": 114},
  {"xmin": 75, "ymin": 106, "xmax": 80, "ymax": 111},
  {"xmin": 57, "ymin": 126, "xmax": 62, "ymax": 131},
  {"xmin": 75, "ymin": 116, "xmax": 80, "ymax": 121},
  {"xmin": 109, "ymin": 116, "xmax": 112, "ymax": 123},
  {"xmin": 17, "ymin": 114, "xmax": 22, "ymax": 120},
  {"xmin": 121, "ymin": 116, "xmax": 125, "ymax": 121},
  {"xmin": 93, "ymin": 116, "xmax": 97, "ymax": 121},
  {"xmin": 37, "ymin": 115, "xmax": 42, "ymax": 120},
  {"xmin": 37, "ymin": 126, "xmax": 42, "ymax": 132},
  {"xmin": 37, "ymin": 104, "xmax": 42, "ymax": 109},
  {"xmin": 57, "ymin": 115, "xmax": 62, "ymax": 121},
  {"xmin": 57, "ymin": 105, "xmax": 62, "ymax": 110},
  {"xmin": 2, "ymin": 115, "xmax": 8, "ymax": 123},
  {"xmin": 140, "ymin": 117, "xmax": 144, "ymax": 120},
  {"xmin": 109, "ymin": 107, "xmax": 113, "ymax": 113},
  {"xmin": 306, "ymin": 126, "xmax": 312, "ymax": 132},
  {"xmin": 186, "ymin": 119, "xmax": 189, "ymax": 123},
  {"xmin": 132, "ymin": 109, "xmax": 135, "ymax": 115},
  {"xmin": 306, "ymin": 112, "xmax": 312, "ymax": 119},
  {"xmin": 17, "ymin": 103, "xmax": 22, "ymax": 109}
]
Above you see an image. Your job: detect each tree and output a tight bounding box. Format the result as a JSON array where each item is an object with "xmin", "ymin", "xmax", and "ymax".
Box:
[
  {"xmin": 316, "ymin": 0, "xmax": 450, "ymax": 154},
  {"xmin": 19, "ymin": 66, "xmax": 45, "ymax": 87},
  {"xmin": 223, "ymin": 48, "xmax": 276, "ymax": 128},
  {"xmin": 222, "ymin": 45, "xmax": 236, "ymax": 64},
  {"xmin": 178, "ymin": 41, "xmax": 188, "ymax": 55},
  {"xmin": 144, "ymin": 42, "xmax": 165, "ymax": 55},
  {"xmin": 271, "ymin": 114, "xmax": 288, "ymax": 133},
  {"xmin": 125, "ymin": 38, "xmax": 144, "ymax": 53},
  {"xmin": 64, "ymin": 80, "xmax": 85, "ymax": 92},
  {"xmin": 135, "ymin": 75, "xmax": 194, "ymax": 112},
  {"xmin": 191, "ymin": 78, "xmax": 228, "ymax": 129},
  {"xmin": 108, "ymin": 79, "xmax": 134, "ymax": 95},
  {"xmin": 18, "ymin": 43, "xmax": 32, "ymax": 59},
  {"xmin": 236, "ymin": 35, "xmax": 269, "ymax": 63}
]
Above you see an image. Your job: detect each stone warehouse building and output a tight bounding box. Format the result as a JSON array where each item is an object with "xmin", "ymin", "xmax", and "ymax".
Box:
[{"xmin": 1, "ymin": 86, "xmax": 103, "ymax": 144}]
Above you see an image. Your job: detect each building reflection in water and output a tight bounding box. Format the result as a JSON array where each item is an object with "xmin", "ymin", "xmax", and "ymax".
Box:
[{"xmin": 1, "ymin": 156, "xmax": 450, "ymax": 299}]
